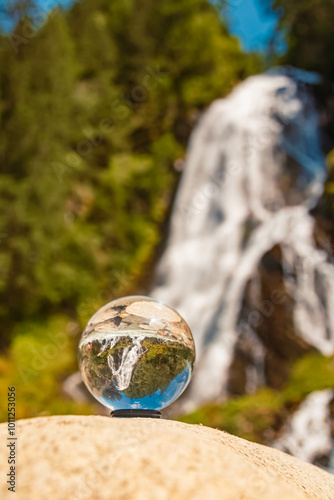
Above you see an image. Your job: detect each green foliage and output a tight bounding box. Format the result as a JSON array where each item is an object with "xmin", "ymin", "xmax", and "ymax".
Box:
[
  {"xmin": 0, "ymin": 0, "xmax": 260, "ymax": 420},
  {"xmin": 80, "ymin": 335, "xmax": 194, "ymax": 401},
  {"xmin": 0, "ymin": 316, "xmax": 94, "ymax": 420},
  {"xmin": 179, "ymin": 353, "xmax": 334, "ymax": 442},
  {"xmin": 179, "ymin": 389, "xmax": 283, "ymax": 442},
  {"xmin": 263, "ymin": 0, "xmax": 334, "ymax": 80},
  {"xmin": 127, "ymin": 338, "xmax": 193, "ymax": 399},
  {"xmin": 284, "ymin": 353, "xmax": 334, "ymax": 401}
]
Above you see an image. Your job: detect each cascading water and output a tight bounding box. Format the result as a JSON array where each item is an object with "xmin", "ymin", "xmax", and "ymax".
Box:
[
  {"xmin": 151, "ymin": 68, "xmax": 334, "ymax": 412},
  {"xmin": 107, "ymin": 336, "xmax": 147, "ymax": 391},
  {"xmin": 272, "ymin": 389, "xmax": 334, "ymax": 468}
]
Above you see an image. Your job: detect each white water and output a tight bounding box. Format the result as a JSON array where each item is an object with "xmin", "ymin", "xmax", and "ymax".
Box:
[
  {"xmin": 272, "ymin": 389, "xmax": 334, "ymax": 466},
  {"xmin": 107, "ymin": 336, "xmax": 147, "ymax": 391},
  {"xmin": 151, "ymin": 69, "xmax": 334, "ymax": 411}
]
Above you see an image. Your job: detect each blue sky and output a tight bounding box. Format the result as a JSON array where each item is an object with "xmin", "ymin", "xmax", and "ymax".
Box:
[
  {"xmin": 224, "ymin": 0, "xmax": 279, "ymax": 52},
  {"xmin": 0, "ymin": 0, "xmax": 280, "ymax": 52}
]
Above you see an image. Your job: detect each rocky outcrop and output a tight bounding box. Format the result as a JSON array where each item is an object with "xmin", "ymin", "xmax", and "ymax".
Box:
[{"xmin": 1, "ymin": 415, "xmax": 333, "ymax": 500}]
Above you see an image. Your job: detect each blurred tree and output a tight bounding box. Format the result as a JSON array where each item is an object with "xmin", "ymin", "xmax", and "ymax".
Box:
[
  {"xmin": 0, "ymin": 11, "xmax": 82, "ymax": 335},
  {"xmin": 262, "ymin": 0, "xmax": 334, "ymax": 81},
  {"xmin": 0, "ymin": 0, "xmax": 261, "ymax": 418}
]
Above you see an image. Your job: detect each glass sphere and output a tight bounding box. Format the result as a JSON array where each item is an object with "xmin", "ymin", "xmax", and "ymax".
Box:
[{"xmin": 78, "ymin": 296, "xmax": 195, "ymax": 412}]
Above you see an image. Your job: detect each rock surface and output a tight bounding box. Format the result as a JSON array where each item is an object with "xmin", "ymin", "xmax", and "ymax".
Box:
[{"xmin": 1, "ymin": 415, "xmax": 334, "ymax": 500}]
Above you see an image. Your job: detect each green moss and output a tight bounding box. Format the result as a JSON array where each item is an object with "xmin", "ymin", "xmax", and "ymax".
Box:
[
  {"xmin": 0, "ymin": 316, "xmax": 95, "ymax": 422},
  {"xmin": 179, "ymin": 354, "xmax": 334, "ymax": 443},
  {"xmin": 180, "ymin": 388, "xmax": 283, "ymax": 442},
  {"xmin": 283, "ymin": 353, "xmax": 334, "ymax": 402}
]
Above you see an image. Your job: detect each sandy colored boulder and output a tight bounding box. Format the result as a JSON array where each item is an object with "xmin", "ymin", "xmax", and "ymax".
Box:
[{"xmin": 0, "ymin": 415, "xmax": 333, "ymax": 500}]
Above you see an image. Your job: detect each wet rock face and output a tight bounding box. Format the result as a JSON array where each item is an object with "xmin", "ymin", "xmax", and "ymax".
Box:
[
  {"xmin": 1, "ymin": 415, "xmax": 334, "ymax": 500},
  {"xmin": 232, "ymin": 244, "xmax": 315, "ymax": 395}
]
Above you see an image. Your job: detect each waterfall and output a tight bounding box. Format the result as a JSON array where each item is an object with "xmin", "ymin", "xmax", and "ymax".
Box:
[
  {"xmin": 151, "ymin": 68, "xmax": 334, "ymax": 411},
  {"xmin": 107, "ymin": 336, "xmax": 147, "ymax": 391},
  {"xmin": 272, "ymin": 389, "xmax": 334, "ymax": 468}
]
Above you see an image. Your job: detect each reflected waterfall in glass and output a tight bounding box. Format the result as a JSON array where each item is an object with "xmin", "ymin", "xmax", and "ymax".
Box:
[{"xmin": 78, "ymin": 296, "xmax": 195, "ymax": 412}]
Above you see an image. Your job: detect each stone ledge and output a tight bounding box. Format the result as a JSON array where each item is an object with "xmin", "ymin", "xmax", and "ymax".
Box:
[{"xmin": 1, "ymin": 415, "xmax": 333, "ymax": 500}]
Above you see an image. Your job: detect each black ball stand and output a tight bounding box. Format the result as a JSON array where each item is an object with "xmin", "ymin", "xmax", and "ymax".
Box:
[{"xmin": 111, "ymin": 409, "xmax": 161, "ymax": 419}]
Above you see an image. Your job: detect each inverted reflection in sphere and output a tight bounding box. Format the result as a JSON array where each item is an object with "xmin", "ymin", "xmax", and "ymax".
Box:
[{"xmin": 78, "ymin": 296, "xmax": 195, "ymax": 412}]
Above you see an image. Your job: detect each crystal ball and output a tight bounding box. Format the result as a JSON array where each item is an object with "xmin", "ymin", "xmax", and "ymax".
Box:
[{"xmin": 78, "ymin": 296, "xmax": 195, "ymax": 412}]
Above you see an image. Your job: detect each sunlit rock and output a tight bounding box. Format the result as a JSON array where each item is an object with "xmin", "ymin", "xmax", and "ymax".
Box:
[{"xmin": 1, "ymin": 415, "xmax": 334, "ymax": 500}]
